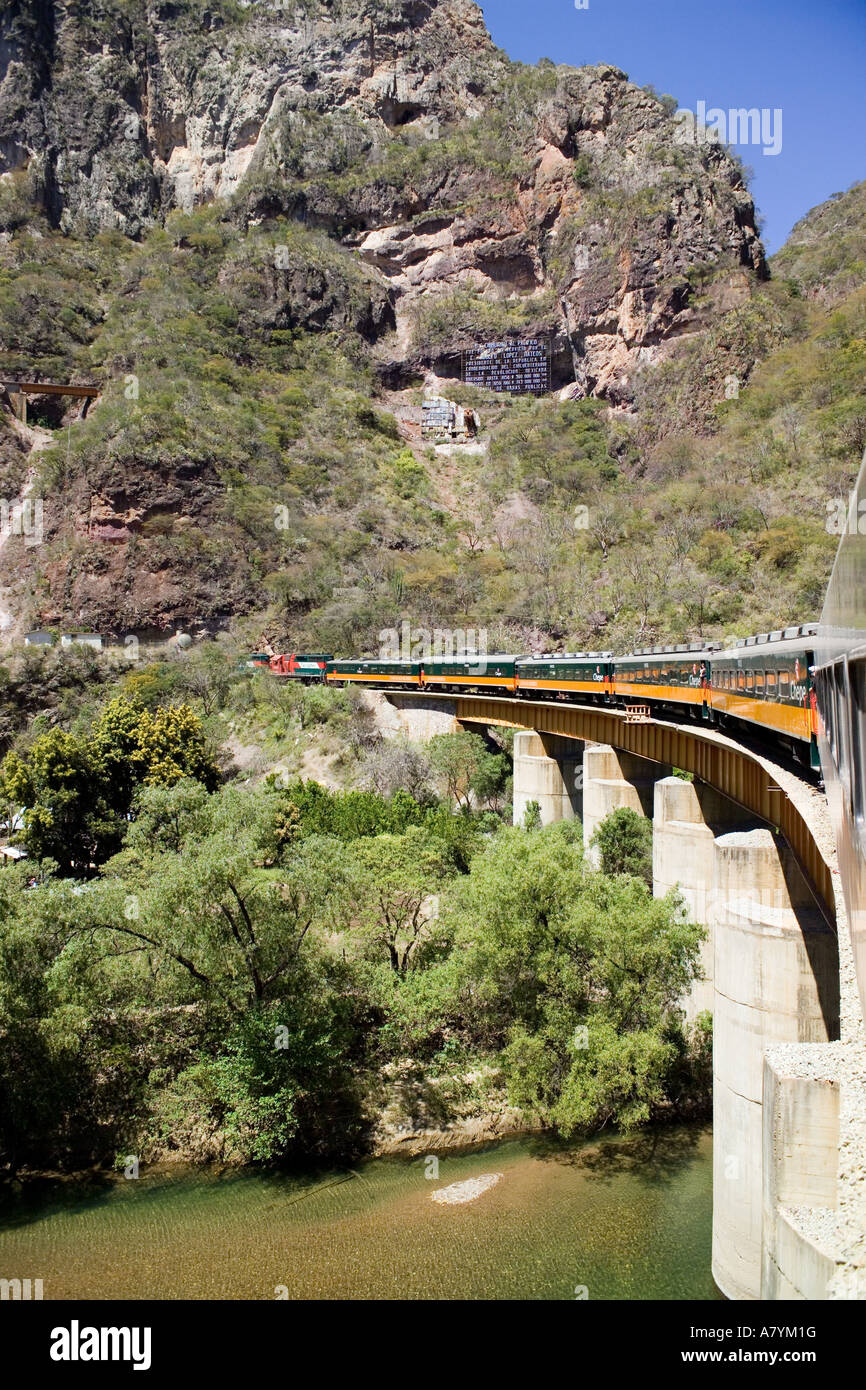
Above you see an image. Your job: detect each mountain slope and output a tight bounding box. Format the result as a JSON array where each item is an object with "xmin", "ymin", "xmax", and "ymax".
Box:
[{"xmin": 0, "ymin": 3, "xmax": 861, "ymax": 653}]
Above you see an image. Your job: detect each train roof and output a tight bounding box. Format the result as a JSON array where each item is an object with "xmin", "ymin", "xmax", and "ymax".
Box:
[
  {"xmin": 616, "ymin": 645, "xmax": 716, "ymax": 663},
  {"xmin": 712, "ymin": 623, "xmax": 819, "ymax": 661},
  {"xmin": 330, "ymin": 653, "xmax": 520, "ymax": 664},
  {"xmin": 517, "ymin": 651, "xmax": 613, "ymax": 662},
  {"xmin": 424, "ymin": 652, "xmax": 520, "ymax": 662}
]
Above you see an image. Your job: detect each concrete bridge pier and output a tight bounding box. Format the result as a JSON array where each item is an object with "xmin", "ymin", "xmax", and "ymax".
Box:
[
  {"xmin": 511, "ymin": 731, "xmax": 584, "ymax": 826},
  {"xmin": 760, "ymin": 1049, "xmax": 841, "ymax": 1299},
  {"xmin": 582, "ymin": 743, "xmax": 671, "ymax": 865},
  {"xmin": 710, "ymin": 830, "xmax": 839, "ymax": 1301},
  {"xmin": 652, "ymin": 777, "xmax": 754, "ymax": 1021}
]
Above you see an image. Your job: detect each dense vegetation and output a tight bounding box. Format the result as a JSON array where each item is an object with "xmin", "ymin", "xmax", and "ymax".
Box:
[{"xmin": 0, "ymin": 674, "xmax": 710, "ymax": 1172}]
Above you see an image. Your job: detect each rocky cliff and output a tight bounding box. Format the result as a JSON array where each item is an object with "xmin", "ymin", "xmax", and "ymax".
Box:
[
  {"xmin": 1, "ymin": 0, "xmax": 505, "ymax": 231},
  {"xmin": 1, "ymin": 0, "xmax": 764, "ymax": 404}
]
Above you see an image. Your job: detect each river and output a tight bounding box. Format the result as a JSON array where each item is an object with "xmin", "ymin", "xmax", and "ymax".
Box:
[{"xmin": 0, "ymin": 1124, "xmax": 718, "ymax": 1300}]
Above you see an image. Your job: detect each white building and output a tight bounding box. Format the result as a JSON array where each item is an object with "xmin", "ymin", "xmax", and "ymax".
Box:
[{"xmin": 60, "ymin": 633, "xmax": 103, "ymax": 651}]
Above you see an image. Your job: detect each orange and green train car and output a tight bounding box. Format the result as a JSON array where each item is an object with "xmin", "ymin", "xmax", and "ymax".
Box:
[
  {"xmin": 709, "ymin": 625, "xmax": 819, "ymax": 769},
  {"xmin": 325, "ymin": 658, "xmax": 422, "ymax": 689},
  {"xmin": 514, "ymin": 653, "xmax": 613, "ymax": 702},
  {"xmin": 613, "ymin": 644, "xmax": 715, "ymax": 719}
]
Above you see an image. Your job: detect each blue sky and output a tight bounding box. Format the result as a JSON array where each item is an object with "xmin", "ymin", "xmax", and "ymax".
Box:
[{"xmin": 478, "ymin": 0, "xmax": 866, "ymax": 254}]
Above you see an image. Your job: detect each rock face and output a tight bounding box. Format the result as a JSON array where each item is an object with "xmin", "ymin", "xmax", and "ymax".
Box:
[
  {"xmin": 0, "ymin": 2, "xmax": 775, "ymax": 636},
  {"xmin": 0, "ymin": 0, "xmax": 505, "ymax": 234},
  {"xmin": 0, "ymin": 1, "xmax": 765, "ymax": 407}
]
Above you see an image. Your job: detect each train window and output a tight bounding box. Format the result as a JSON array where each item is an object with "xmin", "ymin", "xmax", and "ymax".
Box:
[
  {"xmin": 834, "ymin": 662, "xmax": 852, "ymax": 797},
  {"xmin": 745, "ymin": 670, "xmax": 755, "ymax": 692},
  {"xmin": 818, "ymin": 667, "xmax": 838, "ymax": 769},
  {"xmin": 848, "ymin": 659, "xmax": 866, "ymax": 849},
  {"xmin": 779, "ymin": 670, "xmax": 791, "ymax": 698},
  {"xmin": 765, "ymin": 669, "xmax": 777, "ymax": 698},
  {"xmin": 737, "ymin": 670, "xmax": 746, "ymax": 691},
  {"xmin": 755, "ymin": 670, "xmax": 765, "ymax": 694}
]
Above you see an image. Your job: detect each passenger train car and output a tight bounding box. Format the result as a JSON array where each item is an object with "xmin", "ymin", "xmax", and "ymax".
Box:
[
  {"xmin": 710, "ymin": 626, "xmax": 819, "ymax": 769},
  {"xmin": 514, "ymin": 654, "xmax": 613, "ymax": 702},
  {"xmin": 324, "ymin": 655, "xmax": 520, "ymax": 692},
  {"xmin": 813, "ymin": 449, "xmax": 866, "ymax": 1023},
  {"xmin": 316, "ymin": 630, "xmax": 821, "ymax": 769},
  {"xmin": 614, "ymin": 644, "xmax": 715, "ymax": 720}
]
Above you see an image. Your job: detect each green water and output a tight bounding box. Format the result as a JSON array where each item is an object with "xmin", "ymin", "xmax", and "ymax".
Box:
[{"xmin": 0, "ymin": 1125, "xmax": 718, "ymax": 1300}]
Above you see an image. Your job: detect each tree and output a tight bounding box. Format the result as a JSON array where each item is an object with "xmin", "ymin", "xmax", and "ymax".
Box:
[
  {"xmin": 101, "ymin": 787, "xmax": 352, "ymax": 1013},
  {"xmin": 0, "ymin": 697, "xmax": 220, "ymax": 872},
  {"xmin": 91, "ymin": 697, "xmax": 219, "ymax": 795},
  {"xmin": 433, "ymin": 823, "xmax": 703, "ymax": 1135},
  {"xmin": 270, "ymin": 778, "xmax": 426, "ymax": 843},
  {"xmin": 151, "ymin": 987, "xmax": 369, "ymax": 1164},
  {"xmin": 503, "ymin": 870, "xmax": 703, "ymax": 1136},
  {"xmin": 0, "ymin": 728, "xmax": 120, "ymax": 873},
  {"xmin": 427, "ymin": 728, "xmax": 507, "ymax": 811},
  {"xmin": 470, "ymin": 747, "xmax": 510, "ymax": 812},
  {"xmin": 126, "ymin": 778, "xmax": 212, "ymax": 854},
  {"xmin": 349, "ymin": 827, "xmax": 451, "ymax": 974},
  {"xmin": 0, "ymin": 866, "xmax": 153, "ymax": 1170},
  {"xmin": 361, "ymin": 741, "xmax": 433, "ymax": 802},
  {"xmin": 0, "ymin": 825, "xmax": 369, "ymax": 1170},
  {"xmin": 590, "ymin": 807, "xmax": 653, "ymax": 884},
  {"xmin": 176, "ymin": 643, "xmax": 235, "ymax": 717}
]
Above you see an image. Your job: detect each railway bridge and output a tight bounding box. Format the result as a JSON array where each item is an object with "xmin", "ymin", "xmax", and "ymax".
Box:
[{"xmin": 378, "ymin": 688, "xmax": 865, "ymax": 1301}]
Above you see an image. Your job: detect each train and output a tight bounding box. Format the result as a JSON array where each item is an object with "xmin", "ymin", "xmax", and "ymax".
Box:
[
  {"xmin": 249, "ymin": 651, "xmax": 332, "ymax": 682},
  {"xmin": 813, "ymin": 450, "xmax": 866, "ymax": 1024},
  {"xmin": 255, "ymin": 623, "xmax": 821, "ymax": 771}
]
